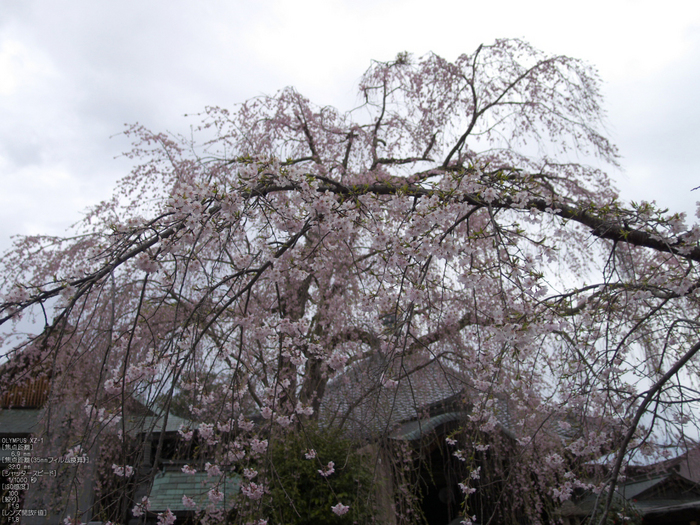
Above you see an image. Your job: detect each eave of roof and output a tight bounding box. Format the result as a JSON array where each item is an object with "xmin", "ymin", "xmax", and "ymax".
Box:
[{"xmin": 389, "ymin": 411, "xmax": 470, "ymax": 441}]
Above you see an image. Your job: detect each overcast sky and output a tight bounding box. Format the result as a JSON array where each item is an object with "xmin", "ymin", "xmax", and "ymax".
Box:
[{"xmin": 1, "ymin": 0, "xmax": 700, "ymax": 255}]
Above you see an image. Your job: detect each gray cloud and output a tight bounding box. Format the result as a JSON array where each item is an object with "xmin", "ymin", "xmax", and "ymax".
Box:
[
  {"xmin": 1, "ymin": 0, "xmax": 699, "ymax": 256},
  {"xmin": 606, "ymin": 28, "xmax": 700, "ymax": 220}
]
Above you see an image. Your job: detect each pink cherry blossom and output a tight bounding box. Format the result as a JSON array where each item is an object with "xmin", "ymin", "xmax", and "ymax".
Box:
[
  {"xmin": 205, "ymin": 462, "xmax": 222, "ymax": 477},
  {"xmin": 318, "ymin": 461, "xmax": 335, "ymax": 478},
  {"xmin": 241, "ymin": 482, "xmax": 265, "ymax": 500},
  {"xmin": 111, "ymin": 464, "xmax": 134, "ymax": 477},
  {"xmin": 157, "ymin": 509, "xmax": 176, "ymax": 525},
  {"xmin": 207, "ymin": 488, "xmax": 224, "ymax": 504},
  {"xmin": 1, "ymin": 38, "xmax": 698, "ymax": 525}
]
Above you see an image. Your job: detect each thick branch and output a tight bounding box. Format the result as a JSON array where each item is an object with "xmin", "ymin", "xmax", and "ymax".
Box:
[{"xmin": 246, "ymin": 179, "xmax": 700, "ymax": 263}]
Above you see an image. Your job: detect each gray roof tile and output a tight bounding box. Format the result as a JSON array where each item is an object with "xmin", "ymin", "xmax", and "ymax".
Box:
[
  {"xmin": 148, "ymin": 470, "xmax": 240, "ymax": 512},
  {"xmin": 0, "ymin": 409, "xmax": 42, "ymax": 434},
  {"xmin": 320, "ymin": 356, "xmax": 475, "ymax": 439}
]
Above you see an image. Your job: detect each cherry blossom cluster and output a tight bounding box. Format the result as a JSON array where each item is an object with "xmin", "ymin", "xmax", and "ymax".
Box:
[{"xmin": 2, "ymin": 38, "xmax": 700, "ymax": 525}]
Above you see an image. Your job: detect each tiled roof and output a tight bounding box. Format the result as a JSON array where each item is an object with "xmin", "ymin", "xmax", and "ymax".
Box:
[
  {"xmin": 621, "ymin": 471, "xmax": 700, "ymax": 501},
  {"xmin": 319, "ymin": 356, "xmax": 473, "ymax": 440},
  {"xmin": 148, "ymin": 470, "xmax": 240, "ymax": 512},
  {"xmin": 564, "ymin": 466, "xmax": 700, "ymax": 519},
  {"xmin": 389, "ymin": 411, "xmax": 470, "ymax": 441},
  {"xmin": 121, "ymin": 409, "xmax": 198, "ymax": 437},
  {"xmin": 141, "ymin": 413, "xmax": 197, "ymax": 434},
  {"xmin": 0, "ymin": 408, "xmax": 42, "ymax": 435}
]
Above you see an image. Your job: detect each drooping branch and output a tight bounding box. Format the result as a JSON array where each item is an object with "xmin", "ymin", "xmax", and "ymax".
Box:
[
  {"xmin": 595, "ymin": 339, "xmax": 700, "ymax": 525},
  {"xmin": 0, "ymin": 216, "xmax": 187, "ymax": 326}
]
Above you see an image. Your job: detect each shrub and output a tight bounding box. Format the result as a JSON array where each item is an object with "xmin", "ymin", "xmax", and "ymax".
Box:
[{"xmin": 265, "ymin": 424, "xmax": 377, "ymax": 525}]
